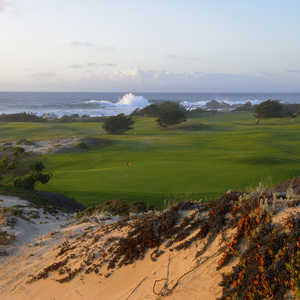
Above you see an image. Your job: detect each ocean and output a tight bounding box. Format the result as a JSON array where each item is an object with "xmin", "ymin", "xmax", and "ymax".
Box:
[{"xmin": 0, "ymin": 92, "xmax": 300, "ymax": 117}]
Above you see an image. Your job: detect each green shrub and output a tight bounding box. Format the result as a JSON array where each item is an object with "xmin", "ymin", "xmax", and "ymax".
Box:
[
  {"xmin": 254, "ymin": 99, "xmax": 285, "ymax": 118},
  {"xmin": 132, "ymin": 102, "xmax": 189, "ymax": 123},
  {"xmin": 282, "ymin": 103, "xmax": 300, "ymax": 117},
  {"xmin": 35, "ymin": 172, "xmax": 52, "ymax": 184},
  {"xmin": 103, "ymin": 114, "xmax": 135, "ymax": 134},
  {"xmin": 75, "ymin": 142, "xmax": 89, "ymax": 150},
  {"xmin": 131, "ymin": 103, "xmax": 161, "ymax": 117},
  {"xmin": 156, "ymin": 102, "xmax": 187, "ymax": 127},
  {"xmin": 0, "ymin": 112, "xmax": 45, "ymax": 122},
  {"xmin": 13, "ymin": 147, "xmax": 25, "ymax": 156},
  {"xmin": 14, "ymin": 175, "xmax": 36, "ymax": 190},
  {"xmin": 14, "ymin": 172, "xmax": 52, "ymax": 190},
  {"xmin": 0, "ymin": 157, "xmax": 9, "ymax": 170},
  {"xmin": 13, "ymin": 162, "xmax": 51, "ymax": 190},
  {"xmin": 0, "ymin": 156, "xmax": 17, "ymax": 171},
  {"xmin": 30, "ymin": 161, "xmax": 45, "ymax": 172}
]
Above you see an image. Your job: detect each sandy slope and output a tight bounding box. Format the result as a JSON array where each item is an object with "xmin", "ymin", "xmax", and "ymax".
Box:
[
  {"xmin": 0, "ymin": 204, "xmax": 236, "ymax": 300},
  {"xmin": 0, "ymin": 193, "xmax": 299, "ymax": 300},
  {"xmin": 0, "ymin": 223, "xmax": 233, "ymax": 300}
]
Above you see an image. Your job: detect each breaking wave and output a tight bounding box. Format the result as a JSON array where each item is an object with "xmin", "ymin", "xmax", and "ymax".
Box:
[
  {"xmin": 86, "ymin": 93, "xmax": 150, "ymax": 109},
  {"xmin": 82, "ymin": 93, "xmax": 150, "ymax": 116}
]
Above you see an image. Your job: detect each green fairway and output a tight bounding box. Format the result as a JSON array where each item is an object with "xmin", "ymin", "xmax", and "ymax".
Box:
[{"xmin": 2, "ymin": 112, "xmax": 300, "ymax": 207}]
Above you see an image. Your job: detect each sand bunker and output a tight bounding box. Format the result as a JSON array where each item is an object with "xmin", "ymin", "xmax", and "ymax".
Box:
[{"xmin": 0, "ymin": 137, "xmax": 109, "ymax": 155}]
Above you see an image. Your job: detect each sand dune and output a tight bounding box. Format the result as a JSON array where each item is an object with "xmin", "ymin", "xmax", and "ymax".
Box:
[{"xmin": 0, "ymin": 188, "xmax": 299, "ymax": 300}]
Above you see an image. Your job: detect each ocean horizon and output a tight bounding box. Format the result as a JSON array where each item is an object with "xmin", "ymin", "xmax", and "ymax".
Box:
[{"xmin": 1, "ymin": 91, "xmax": 300, "ymax": 117}]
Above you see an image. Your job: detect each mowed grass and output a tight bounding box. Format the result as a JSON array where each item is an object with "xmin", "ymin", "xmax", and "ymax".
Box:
[{"xmin": 2, "ymin": 112, "xmax": 300, "ymax": 207}]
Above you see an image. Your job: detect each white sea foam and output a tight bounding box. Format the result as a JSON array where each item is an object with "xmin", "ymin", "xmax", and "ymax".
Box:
[
  {"xmin": 84, "ymin": 93, "xmax": 150, "ymax": 115},
  {"xmin": 117, "ymin": 93, "xmax": 150, "ymax": 107},
  {"xmin": 180, "ymin": 98, "xmax": 265, "ymax": 110},
  {"xmin": 86, "ymin": 100, "xmax": 114, "ymax": 105}
]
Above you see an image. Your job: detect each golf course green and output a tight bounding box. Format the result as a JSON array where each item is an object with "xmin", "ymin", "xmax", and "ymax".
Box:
[{"xmin": 1, "ymin": 112, "xmax": 300, "ymax": 208}]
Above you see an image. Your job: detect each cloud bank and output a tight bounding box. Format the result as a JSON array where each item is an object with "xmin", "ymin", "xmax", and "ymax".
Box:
[
  {"xmin": 31, "ymin": 72, "xmax": 57, "ymax": 79},
  {"xmin": 70, "ymin": 41, "xmax": 94, "ymax": 48},
  {"xmin": 68, "ymin": 63, "xmax": 117, "ymax": 69},
  {"xmin": 23, "ymin": 69, "xmax": 299, "ymax": 92},
  {"xmin": 2, "ymin": 68, "xmax": 299, "ymax": 92}
]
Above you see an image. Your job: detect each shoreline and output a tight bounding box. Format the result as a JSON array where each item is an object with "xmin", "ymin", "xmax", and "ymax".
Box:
[{"xmin": 1, "ymin": 92, "xmax": 299, "ymax": 119}]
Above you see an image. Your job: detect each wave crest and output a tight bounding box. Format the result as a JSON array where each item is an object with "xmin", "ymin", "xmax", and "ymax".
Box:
[
  {"xmin": 85, "ymin": 93, "xmax": 150, "ymax": 113},
  {"xmin": 117, "ymin": 93, "xmax": 150, "ymax": 107}
]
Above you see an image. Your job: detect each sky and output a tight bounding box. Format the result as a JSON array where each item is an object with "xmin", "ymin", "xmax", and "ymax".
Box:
[{"xmin": 0, "ymin": 0, "xmax": 300, "ymax": 92}]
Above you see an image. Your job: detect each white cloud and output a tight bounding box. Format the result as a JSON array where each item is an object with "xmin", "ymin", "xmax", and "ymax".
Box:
[
  {"xmin": 70, "ymin": 41, "xmax": 94, "ymax": 47},
  {"xmin": 33, "ymin": 69, "xmax": 278, "ymax": 92},
  {"xmin": 68, "ymin": 63, "xmax": 117, "ymax": 69},
  {"xmin": 69, "ymin": 64, "xmax": 83, "ymax": 69},
  {"xmin": 5, "ymin": 68, "xmax": 299, "ymax": 92},
  {"xmin": 166, "ymin": 54, "xmax": 201, "ymax": 61},
  {"xmin": 31, "ymin": 72, "xmax": 57, "ymax": 79},
  {"xmin": 100, "ymin": 63, "xmax": 117, "ymax": 67},
  {"xmin": 69, "ymin": 42, "xmax": 115, "ymax": 52}
]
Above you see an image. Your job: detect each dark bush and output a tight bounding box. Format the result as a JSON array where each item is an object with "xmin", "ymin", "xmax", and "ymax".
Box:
[
  {"xmin": 35, "ymin": 172, "xmax": 52, "ymax": 184},
  {"xmin": 12, "ymin": 161, "xmax": 51, "ymax": 190},
  {"xmin": 30, "ymin": 161, "xmax": 46, "ymax": 172},
  {"xmin": 0, "ymin": 157, "xmax": 9, "ymax": 170},
  {"xmin": 58, "ymin": 115, "xmax": 104, "ymax": 123},
  {"xmin": 0, "ymin": 113, "xmax": 45, "ymax": 122},
  {"xmin": 14, "ymin": 174, "xmax": 36, "ymax": 190},
  {"xmin": 75, "ymin": 142, "xmax": 89, "ymax": 150},
  {"xmin": 254, "ymin": 99, "xmax": 285, "ymax": 118},
  {"xmin": 103, "ymin": 114, "xmax": 134, "ymax": 134},
  {"xmin": 59, "ymin": 114, "xmax": 80, "ymax": 122},
  {"xmin": 156, "ymin": 102, "xmax": 187, "ymax": 127},
  {"xmin": 282, "ymin": 103, "xmax": 300, "ymax": 117},
  {"xmin": 131, "ymin": 103, "xmax": 161, "ymax": 117},
  {"xmin": 14, "ymin": 171, "xmax": 52, "ymax": 190},
  {"xmin": 0, "ymin": 156, "xmax": 17, "ymax": 171},
  {"xmin": 13, "ymin": 147, "xmax": 25, "ymax": 156}
]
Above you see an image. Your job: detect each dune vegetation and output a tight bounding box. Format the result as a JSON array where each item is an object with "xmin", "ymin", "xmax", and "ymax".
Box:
[{"xmin": 1, "ymin": 111, "xmax": 300, "ymax": 207}]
